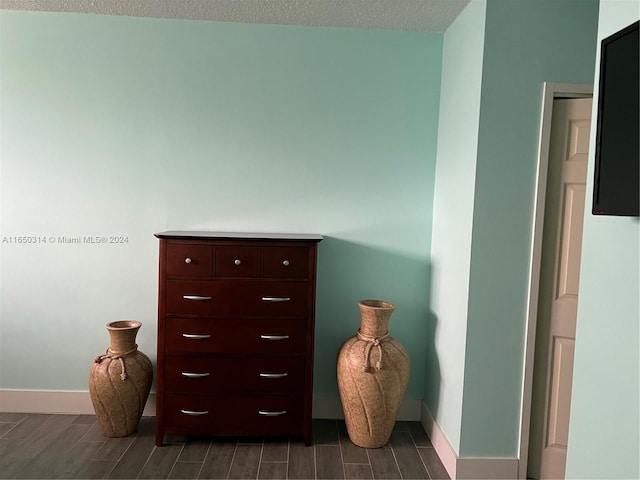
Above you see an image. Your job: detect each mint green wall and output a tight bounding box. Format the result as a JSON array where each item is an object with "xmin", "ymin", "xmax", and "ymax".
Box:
[
  {"xmin": 460, "ymin": 0, "xmax": 599, "ymax": 457},
  {"xmin": 427, "ymin": 0, "xmax": 487, "ymax": 453},
  {"xmin": 0, "ymin": 11, "xmax": 442, "ymax": 398},
  {"xmin": 566, "ymin": 1, "xmax": 639, "ymax": 478}
]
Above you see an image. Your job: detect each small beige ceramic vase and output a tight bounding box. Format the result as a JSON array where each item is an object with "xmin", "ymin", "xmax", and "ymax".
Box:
[
  {"xmin": 89, "ymin": 320, "xmax": 153, "ymax": 437},
  {"xmin": 337, "ymin": 300, "xmax": 410, "ymax": 448}
]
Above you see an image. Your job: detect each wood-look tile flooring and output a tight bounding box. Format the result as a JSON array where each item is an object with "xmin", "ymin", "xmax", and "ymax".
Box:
[{"xmin": 0, "ymin": 413, "xmax": 450, "ymax": 479}]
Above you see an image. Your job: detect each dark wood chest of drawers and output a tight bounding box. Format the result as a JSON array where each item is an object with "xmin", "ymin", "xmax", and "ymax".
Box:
[{"xmin": 154, "ymin": 231, "xmax": 322, "ymax": 446}]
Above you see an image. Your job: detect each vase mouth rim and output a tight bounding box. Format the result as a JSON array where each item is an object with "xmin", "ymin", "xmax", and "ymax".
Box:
[
  {"xmin": 358, "ymin": 299, "xmax": 394, "ymax": 310},
  {"xmin": 106, "ymin": 320, "xmax": 142, "ymax": 330}
]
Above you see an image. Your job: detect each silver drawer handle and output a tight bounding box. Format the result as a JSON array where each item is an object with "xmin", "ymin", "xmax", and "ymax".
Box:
[
  {"xmin": 259, "ymin": 372, "xmax": 288, "ymax": 379},
  {"xmin": 181, "ymin": 409, "xmax": 209, "ymax": 416},
  {"xmin": 184, "ymin": 257, "xmax": 192, "ymax": 264},
  {"xmin": 181, "ymin": 372, "xmax": 210, "ymax": 378},
  {"xmin": 282, "ymin": 260, "xmax": 290, "ymax": 266},
  {"xmin": 183, "ymin": 295, "xmax": 212, "ymax": 301},
  {"xmin": 234, "ymin": 259, "xmax": 242, "ymax": 265},
  {"xmin": 261, "ymin": 296, "xmax": 291, "ymax": 302},
  {"xmin": 258, "ymin": 410, "xmax": 287, "ymax": 417},
  {"xmin": 182, "ymin": 333, "xmax": 211, "ymax": 340},
  {"xmin": 260, "ymin": 334, "xmax": 290, "ymax": 341}
]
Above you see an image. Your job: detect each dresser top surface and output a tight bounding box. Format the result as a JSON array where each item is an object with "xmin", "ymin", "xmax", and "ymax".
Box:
[{"xmin": 155, "ymin": 231, "xmax": 323, "ymax": 241}]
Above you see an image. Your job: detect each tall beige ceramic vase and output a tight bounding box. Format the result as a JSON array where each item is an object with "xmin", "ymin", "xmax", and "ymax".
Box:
[
  {"xmin": 337, "ymin": 300, "xmax": 410, "ymax": 448},
  {"xmin": 89, "ymin": 320, "xmax": 153, "ymax": 437}
]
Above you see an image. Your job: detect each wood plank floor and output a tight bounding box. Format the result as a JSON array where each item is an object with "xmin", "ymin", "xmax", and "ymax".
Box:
[{"xmin": 0, "ymin": 413, "xmax": 450, "ymax": 479}]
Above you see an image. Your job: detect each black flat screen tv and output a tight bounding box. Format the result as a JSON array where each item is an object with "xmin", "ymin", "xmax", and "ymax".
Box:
[{"xmin": 592, "ymin": 20, "xmax": 639, "ymax": 216}]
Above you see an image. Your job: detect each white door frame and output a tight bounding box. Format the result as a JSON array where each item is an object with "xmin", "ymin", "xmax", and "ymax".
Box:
[{"xmin": 519, "ymin": 82, "xmax": 593, "ymax": 479}]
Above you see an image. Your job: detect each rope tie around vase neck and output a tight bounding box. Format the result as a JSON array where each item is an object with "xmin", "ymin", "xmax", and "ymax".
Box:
[
  {"xmin": 356, "ymin": 330, "xmax": 389, "ymax": 372},
  {"xmin": 93, "ymin": 345, "xmax": 138, "ymax": 381}
]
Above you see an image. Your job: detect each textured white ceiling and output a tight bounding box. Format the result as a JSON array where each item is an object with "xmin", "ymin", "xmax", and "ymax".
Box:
[{"xmin": 0, "ymin": 0, "xmax": 471, "ymax": 32}]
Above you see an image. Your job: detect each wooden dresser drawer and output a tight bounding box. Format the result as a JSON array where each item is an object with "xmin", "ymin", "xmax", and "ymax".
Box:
[
  {"xmin": 164, "ymin": 356, "xmax": 305, "ymax": 393},
  {"xmin": 166, "ymin": 244, "xmax": 213, "ymax": 277},
  {"xmin": 165, "ymin": 280, "xmax": 308, "ymax": 317},
  {"xmin": 263, "ymin": 247, "xmax": 309, "ymax": 278},
  {"xmin": 215, "ymin": 246, "xmax": 262, "ymax": 277},
  {"xmin": 164, "ymin": 393, "xmax": 304, "ymax": 437},
  {"xmin": 164, "ymin": 317, "xmax": 307, "ymax": 355}
]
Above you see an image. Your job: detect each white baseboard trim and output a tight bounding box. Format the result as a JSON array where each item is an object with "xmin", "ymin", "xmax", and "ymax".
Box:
[
  {"xmin": 420, "ymin": 402, "xmax": 519, "ymax": 480},
  {"xmin": 420, "ymin": 401, "xmax": 459, "ymax": 478},
  {"xmin": 0, "ymin": 389, "xmax": 156, "ymax": 416},
  {"xmin": 456, "ymin": 457, "xmax": 519, "ymax": 480},
  {"xmin": 0, "ymin": 389, "xmax": 421, "ymax": 422}
]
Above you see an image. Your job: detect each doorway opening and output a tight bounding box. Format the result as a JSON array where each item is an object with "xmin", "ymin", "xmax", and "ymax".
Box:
[{"xmin": 519, "ymin": 83, "xmax": 593, "ymax": 480}]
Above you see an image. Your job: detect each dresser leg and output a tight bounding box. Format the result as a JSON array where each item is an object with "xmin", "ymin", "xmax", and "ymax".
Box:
[
  {"xmin": 155, "ymin": 430, "xmax": 164, "ymax": 446},
  {"xmin": 303, "ymin": 426, "xmax": 312, "ymax": 446}
]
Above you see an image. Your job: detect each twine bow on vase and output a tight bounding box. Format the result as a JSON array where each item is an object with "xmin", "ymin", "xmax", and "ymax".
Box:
[
  {"xmin": 356, "ymin": 330, "xmax": 390, "ymax": 372},
  {"xmin": 93, "ymin": 345, "xmax": 139, "ymax": 381}
]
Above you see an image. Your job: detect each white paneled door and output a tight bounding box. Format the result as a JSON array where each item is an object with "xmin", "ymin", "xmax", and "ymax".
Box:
[{"xmin": 529, "ymin": 98, "xmax": 591, "ymax": 479}]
